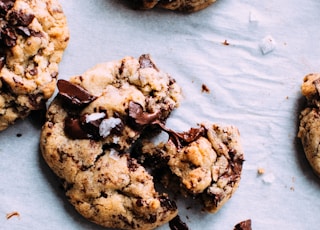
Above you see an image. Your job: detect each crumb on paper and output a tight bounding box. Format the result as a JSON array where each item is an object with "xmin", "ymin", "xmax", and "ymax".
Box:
[
  {"xmin": 257, "ymin": 167, "xmax": 265, "ymax": 175},
  {"xmin": 6, "ymin": 211, "xmax": 20, "ymax": 220},
  {"xmin": 16, "ymin": 133, "xmax": 22, "ymax": 137},
  {"xmin": 259, "ymin": 35, "xmax": 276, "ymax": 55},
  {"xmin": 201, "ymin": 84, "xmax": 210, "ymax": 93},
  {"xmin": 290, "ymin": 186, "xmax": 295, "ymax": 191},
  {"xmin": 222, "ymin": 39, "xmax": 230, "ymax": 46}
]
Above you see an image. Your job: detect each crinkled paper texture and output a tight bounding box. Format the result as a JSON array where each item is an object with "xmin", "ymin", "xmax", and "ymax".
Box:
[{"xmin": 0, "ymin": 0, "xmax": 320, "ymax": 229}]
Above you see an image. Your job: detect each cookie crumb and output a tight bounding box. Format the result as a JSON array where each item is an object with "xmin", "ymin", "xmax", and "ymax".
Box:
[
  {"xmin": 6, "ymin": 211, "xmax": 20, "ymax": 220},
  {"xmin": 16, "ymin": 133, "xmax": 22, "ymax": 137},
  {"xmin": 257, "ymin": 168, "xmax": 265, "ymax": 175},
  {"xmin": 222, "ymin": 40, "xmax": 230, "ymax": 46},
  {"xmin": 201, "ymin": 84, "xmax": 210, "ymax": 93}
]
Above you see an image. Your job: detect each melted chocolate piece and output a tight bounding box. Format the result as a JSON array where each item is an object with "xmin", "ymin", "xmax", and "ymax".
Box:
[
  {"xmin": 157, "ymin": 123, "xmax": 206, "ymax": 149},
  {"xmin": 64, "ymin": 116, "xmax": 89, "ymax": 139},
  {"xmin": 57, "ymin": 79, "xmax": 97, "ymax": 107},
  {"xmin": 234, "ymin": 219, "xmax": 252, "ymax": 230},
  {"xmin": 169, "ymin": 215, "xmax": 189, "ymax": 230},
  {"xmin": 128, "ymin": 101, "xmax": 160, "ymax": 126}
]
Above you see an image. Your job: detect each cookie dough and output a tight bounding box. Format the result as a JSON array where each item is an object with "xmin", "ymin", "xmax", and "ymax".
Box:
[
  {"xmin": 298, "ymin": 73, "xmax": 320, "ymax": 177},
  {"xmin": 137, "ymin": 122, "xmax": 244, "ymax": 213},
  {"xmin": 40, "ymin": 54, "xmax": 181, "ymax": 229},
  {"xmin": 131, "ymin": 0, "xmax": 217, "ymax": 12},
  {"xmin": 0, "ymin": 0, "xmax": 69, "ymax": 130}
]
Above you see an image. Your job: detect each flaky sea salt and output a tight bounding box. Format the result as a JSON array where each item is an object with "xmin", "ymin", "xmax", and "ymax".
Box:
[
  {"xmin": 249, "ymin": 10, "xmax": 259, "ymax": 23},
  {"xmin": 262, "ymin": 173, "xmax": 275, "ymax": 184},
  {"xmin": 109, "ymin": 148, "xmax": 120, "ymax": 161},
  {"xmin": 85, "ymin": 112, "xmax": 105, "ymax": 123},
  {"xmin": 259, "ymin": 35, "xmax": 276, "ymax": 54},
  {"xmin": 99, "ymin": 117, "xmax": 121, "ymax": 138}
]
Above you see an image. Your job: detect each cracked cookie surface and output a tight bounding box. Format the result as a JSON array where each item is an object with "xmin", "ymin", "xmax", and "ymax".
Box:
[
  {"xmin": 0, "ymin": 0, "xmax": 69, "ymax": 130},
  {"xmin": 40, "ymin": 54, "xmax": 181, "ymax": 229},
  {"xmin": 298, "ymin": 73, "xmax": 320, "ymax": 177},
  {"xmin": 137, "ymin": 123, "xmax": 244, "ymax": 213}
]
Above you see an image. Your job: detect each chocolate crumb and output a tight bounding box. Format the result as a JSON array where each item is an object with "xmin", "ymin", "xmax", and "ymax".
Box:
[{"xmin": 201, "ymin": 84, "xmax": 210, "ymax": 93}]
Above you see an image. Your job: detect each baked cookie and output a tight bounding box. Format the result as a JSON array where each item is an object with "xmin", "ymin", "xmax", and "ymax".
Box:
[
  {"xmin": 40, "ymin": 54, "xmax": 181, "ymax": 229},
  {"xmin": 0, "ymin": 0, "xmax": 69, "ymax": 130},
  {"xmin": 234, "ymin": 219, "xmax": 252, "ymax": 230},
  {"xmin": 137, "ymin": 123, "xmax": 244, "ymax": 213},
  {"xmin": 131, "ymin": 0, "xmax": 217, "ymax": 12},
  {"xmin": 298, "ymin": 73, "xmax": 320, "ymax": 177}
]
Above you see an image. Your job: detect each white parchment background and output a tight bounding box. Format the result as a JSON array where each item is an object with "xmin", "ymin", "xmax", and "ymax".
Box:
[{"xmin": 0, "ymin": 0, "xmax": 320, "ymax": 229}]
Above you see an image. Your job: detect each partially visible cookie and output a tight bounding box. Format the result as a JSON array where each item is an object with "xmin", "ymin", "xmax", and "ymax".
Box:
[
  {"xmin": 40, "ymin": 55, "xmax": 181, "ymax": 229},
  {"xmin": 298, "ymin": 73, "xmax": 320, "ymax": 177},
  {"xmin": 0, "ymin": 0, "xmax": 69, "ymax": 130},
  {"xmin": 131, "ymin": 0, "xmax": 217, "ymax": 12},
  {"xmin": 234, "ymin": 219, "xmax": 252, "ymax": 230},
  {"xmin": 138, "ymin": 123, "xmax": 244, "ymax": 213}
]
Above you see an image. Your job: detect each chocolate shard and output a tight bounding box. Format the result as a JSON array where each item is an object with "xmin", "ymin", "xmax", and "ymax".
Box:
[
  {"xmin": 57, "ymin": 79, "xmax": 97, "ymax": 107},
  {"xmin": 128, "ymin": 101, "xmax": 160, "ymax": 125}
]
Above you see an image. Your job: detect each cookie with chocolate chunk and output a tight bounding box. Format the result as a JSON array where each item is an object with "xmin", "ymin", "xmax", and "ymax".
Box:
[
  {"xmin": 40, "ymin": 54, "xmax": 181, "ymax": 229},
  {"xmin": 131, "ymin": 0, "xmax": 217, "ymax": 12},
  {"xmin": 0, "ymin": 0, "xmax": 69, "ymax": 130},
  {"xmin": 138, "ymin": 123, "xmax": 244, "ymax": 213},
  {"xmin": 298, "ymin": 73, "xmax": 320, "ymax": 177}
]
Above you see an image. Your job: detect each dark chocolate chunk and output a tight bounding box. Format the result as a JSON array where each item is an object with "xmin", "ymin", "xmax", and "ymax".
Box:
[
  {"xmin": 169, "ymin": 215, "xmax": 189, "ymax": 230},
  {"xmin": 128, "ymin": 101, "xmax": 160, "ymax": 126},
  {"xmin": 64, "ymin": 116, "xmax": 89, "ymax": 139},
  {"xmin": 159, "ymin": 195, "xmax": 177, "ymax": 211},
  {"xmin": 57, "ymin": 79, "xmax": 97, "ymax": 107}
]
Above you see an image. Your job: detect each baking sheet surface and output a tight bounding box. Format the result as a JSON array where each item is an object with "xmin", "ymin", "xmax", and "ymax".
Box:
[{"xmin": 1, "ymin": 0, "xmax": 320, "ymax": 229}]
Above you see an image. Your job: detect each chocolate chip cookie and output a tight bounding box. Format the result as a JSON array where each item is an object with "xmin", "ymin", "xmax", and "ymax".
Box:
[
  {"xmin": 137, "ymin": 123, "xmax": 244, "ymax": 213},
  {"xmin": 0, "ymin": 0, "xmax": 69, "ymax": 130},
  {"xmin": 298, "ymin": 73, "xmax": 320, "ymax": 177},
  {"xmin": 131, "ymin": 0, "xmax": 217, "ymax": 12},
  {"xmin": 40, "ymin": 54, "xmax": 181, "ymax": 229}
]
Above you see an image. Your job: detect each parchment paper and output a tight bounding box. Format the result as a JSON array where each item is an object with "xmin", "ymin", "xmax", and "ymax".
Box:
[{"xmin": 1, "ymin": 0, "xmax": 320, "ymax": 229}]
